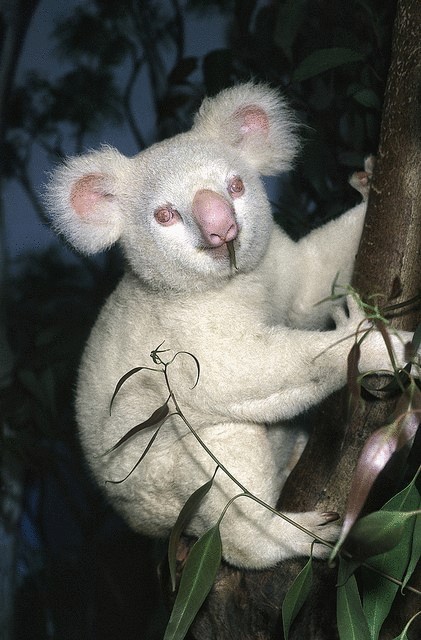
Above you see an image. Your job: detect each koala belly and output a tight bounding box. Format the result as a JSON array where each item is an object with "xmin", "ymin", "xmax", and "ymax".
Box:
[{"xmin": 80, "ymin": 394, "xmax": 302, "ymax": 540}]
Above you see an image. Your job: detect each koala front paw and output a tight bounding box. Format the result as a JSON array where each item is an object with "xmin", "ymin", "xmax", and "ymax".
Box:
[
  {"xmin": 331, "ymin": 295, "xmax": 370, "ymax": 337},
  {"xmin": 291, "ymin": 510, "xmax": 340, "ymax": 559},
  {"xmin": 349, "ymin": 155, "xmax": 376, "ymax": 201}
]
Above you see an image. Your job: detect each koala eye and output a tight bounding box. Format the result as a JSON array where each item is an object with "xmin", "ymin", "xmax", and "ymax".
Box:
[
  {"xmin": 228, "ymin": 176, "xmax": 245, "ymax": 199},
  {"xmin": 154, "ymin": 205, "xmax": 181, "ymax": 226}
]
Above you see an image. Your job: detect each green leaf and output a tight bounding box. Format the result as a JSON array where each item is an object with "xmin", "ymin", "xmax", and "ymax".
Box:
[
  {"xmin": 292, "ymin": 48, "xmax": 364, "ymax": 82},
  {"xmin": 103, "ymin": 402, "xmax": 170, "ymax": 455},
  {"xmin": 282, "ymin": 555, "xmax": 313, "ymax": 640},
  {"xmin": 411, "ymin": 321, "xmax": 421, "ymax": 352},
  {"xmin": 402, "ymin": 501, "xmax": 421, "ymax": 590},
  {"xmin": 227, "ymin": 239, "xmax": 237, "ymax": 271},
  {"xmin": 347, "ymin": 84, "xmax": 381, "ymax": 110},
  {"xmin": 168, "ymin": 471, "xmax": 217, "ymax": 591},
  {"xmin": 362, "ymin": 477, "xmax": 420, "ymax": 639},
  {"xmin": 347, "ymin": 341, "xmax": 362, "ymax": 416},
  {"xmin": 331, "ymin": 389, "xmax": 420, "ymax": 559},
  {"xmin": 347, "ymin": 510, "xmax": 419, "ymax": 560},
  {"xmin": 105, "ymin": 424, "xmax": 163, "ymax": 484},
  {"xmin": 352, "ymin": 89, "xmax": 381, "ymax": 110},
  {"xmin": 336, "ymin": 559, "xmax": 361, "ymax": 587},
  {"xmin": 164, "ymin": 525, "xmax": 222, "ymax": 640},
  {"xmin": 109, "ymin": 365, "xmax": 161, "ymax": 414},
  {"xmin": 392, "ymin": 611, "xmax": 421, "ymax": 640},
  {"xmin": 337, "ymin": 558, "xmax": 371, "ymax": 640},
  {"xmin": 170, "ymin": 351, "xmax": 201, "ymax": 389}
]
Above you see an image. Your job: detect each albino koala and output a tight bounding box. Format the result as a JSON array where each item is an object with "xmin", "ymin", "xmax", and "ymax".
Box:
[{"xmin": 46, "ymin": 83, "xmax": 416, "ymax": 569}]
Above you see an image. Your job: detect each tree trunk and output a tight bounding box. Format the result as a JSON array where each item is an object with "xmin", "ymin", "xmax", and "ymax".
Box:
[{"xmin": 169, "ymin": 1, "xmax": 421, "ymax": 638}]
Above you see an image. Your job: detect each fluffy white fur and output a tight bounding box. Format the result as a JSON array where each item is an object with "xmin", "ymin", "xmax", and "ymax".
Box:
[{"xmin": 46, "ymin": 83, "xmax": 418, "ymax": 568}]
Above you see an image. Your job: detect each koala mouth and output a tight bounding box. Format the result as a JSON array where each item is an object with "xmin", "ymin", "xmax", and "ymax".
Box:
[
  {"xmin": 227, "ymin": 240, "xmax": 238, "ymax": 270},
  {"xmin": 201, "ymin": 240, "xmax": 238, "ymax": 270}
]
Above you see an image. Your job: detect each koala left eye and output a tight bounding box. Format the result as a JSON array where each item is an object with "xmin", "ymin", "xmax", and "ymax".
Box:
[
  {"xmin": 227, "ymin": 176, "xmax": 245, "ymax": 199},
  {"xmin": 154, "ymin": 205, "xmax": 181, "ymax": 226}
]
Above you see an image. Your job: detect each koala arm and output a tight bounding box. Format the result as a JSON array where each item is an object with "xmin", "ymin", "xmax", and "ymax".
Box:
[
  {"xmin": 284, "ymin": 202, "xmax": 367, "ymax": 329},
  {"xmin": 175, "ymin": 297, "xmax": 414, "ymax": 426}
]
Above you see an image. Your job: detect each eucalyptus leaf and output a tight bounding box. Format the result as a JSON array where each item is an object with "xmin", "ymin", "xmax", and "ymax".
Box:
[
  {"xmin": 373, "ymin": 319, "xmax": 397, "ymax": 370},
  {"xmin": 391, "ymin": 611, "xmax": 421, "ymax": 640},
  {"xmin": 348, "ymin": 510, "xmax": 420, "ymax": 560},
  {"xmin": 348, "ymin": 86, "xmax": 381, "ymax": 110},
  {"xmin": 109, "ymin": 365, "xmax": 161, "ymax": 414},
  {"xmin": 169, "ymin": 350, "xmax": 201, "ymax": 389},
  {"xmin": 347, "ymin": 341, "xmax": 362, "ymax": 416},
  {"xmin": 337, "ymin": 558, "xmax": 371, "ymax": 640},
  {"xmin": 282, "ymin": 554, "xmax": 313, "ymax": 640},
  {"xmin": 105, "ymin": 424, "xmax": 163, "ymax": 484},
  {"xmin": 102, "ymin": 402, "xmax": 169, "ymax": 455},
  {"xmin": 164, "ymin": 525, "xmax": 222, "ymax": 640},
  {"xmin": 353, "ymin": 89, "xmax": 381, "ymax": 110},
  {"xmin": 348, "ymin": 511, "xmax": 418, "ymax": 558},
  {"xmin": 168, "ymin": 471, "xmax": 217, "ymax": 591},
  {"xmin": 361, "ymin": 477, "xmax": 420, "ymax": 638},
  {"xmin": 292, "ymin": 48, "xmax": 364, "ymax": 82},
  {"xmin": 411, "ymin": 322, "xmax": 421, "ymax": 352},
  {"xmin": 336, "ymin": 559, "xmax": 361, "ymax": 587},
  {"xmin": 402, "ymin": 502, "xmax": 421, "ymax": 590},
  {"xmin": 331, "ymin": 388, "xmax": 420, "ymax": 559},
  {"xmin": 227, "ymin": 239, "xmax": 237, "ymax": 271}
]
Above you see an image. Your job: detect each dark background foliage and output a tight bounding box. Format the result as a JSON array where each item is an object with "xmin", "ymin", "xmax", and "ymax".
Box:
[{"xmin": 1, "ymin": 0, "xmax": 397, "ymax": 637}]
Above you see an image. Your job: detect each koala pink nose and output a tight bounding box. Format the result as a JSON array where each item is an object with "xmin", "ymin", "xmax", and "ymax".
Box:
[{"xmin": 192, "ymin": 189, "xmax": 238, "ymax": 247}]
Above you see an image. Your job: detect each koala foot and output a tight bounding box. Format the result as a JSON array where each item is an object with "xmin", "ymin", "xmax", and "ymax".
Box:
[
  {"xmin": 349, "ymin": 155, "xmax": 376, "ymax": 201},
  {"xmin": 290, "ymin": 510, "xmax": 340, "ymax": 559}
]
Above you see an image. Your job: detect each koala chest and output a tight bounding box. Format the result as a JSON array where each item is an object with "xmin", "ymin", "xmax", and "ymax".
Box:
[{"xmin": 78, "ymin": 272, "xmax": 279, "ymax": 432}]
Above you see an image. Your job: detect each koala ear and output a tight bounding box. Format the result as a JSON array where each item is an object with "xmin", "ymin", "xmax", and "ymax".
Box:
[
  {"xmin": 192, "ymin": 82, "xmax": 299, "ymax": 175},
  {"xmin": 45, "ymin": 146, "xmax": 127, "ymax": 254}
]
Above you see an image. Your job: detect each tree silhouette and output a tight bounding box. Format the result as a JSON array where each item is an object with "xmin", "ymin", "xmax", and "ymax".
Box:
[{"xmin": 1, "ymin": 4, "xmax": 41, "ymax": 639}]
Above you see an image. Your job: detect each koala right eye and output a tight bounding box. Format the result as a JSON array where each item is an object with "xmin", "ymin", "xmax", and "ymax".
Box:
[
  {"xmin": 228, "ymin": 176, "xmax": 245, "ymax": 198},
  {"xmin": 154, "ymin": 206, "xmax": 181, "ymax": 226}
]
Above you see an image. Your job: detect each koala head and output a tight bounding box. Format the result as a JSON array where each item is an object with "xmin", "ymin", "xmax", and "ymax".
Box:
[{"xmin": 46, "ymin": 83, "xmax": 298, "ymax": 292}]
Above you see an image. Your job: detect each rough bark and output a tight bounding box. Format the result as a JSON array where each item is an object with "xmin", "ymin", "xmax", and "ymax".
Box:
[
  {"xmin": 285, "ymin": 2, "xmax": 421, "ymax": 634},
  {"xmin": 163, "ymin": 1, "xmax": 421, "ymax": 638}
]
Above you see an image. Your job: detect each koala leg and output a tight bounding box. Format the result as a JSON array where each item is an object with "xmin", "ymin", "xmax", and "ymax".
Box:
[{"xmin": 181, "ymin": 422, "xmax": 339, "ymax": 569}]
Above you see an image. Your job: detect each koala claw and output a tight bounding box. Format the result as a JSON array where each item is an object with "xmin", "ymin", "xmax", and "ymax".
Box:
[
  {"xmin": 290, "ymin": 510, "xmax": 340, "ymax": 559},
  {"xmin": 349, "ymin": 155, "xmax": 376, "ymax": 201},
  {"xmin": 320, "ymin": 511, "xmax": 340, "ymax": 524}
]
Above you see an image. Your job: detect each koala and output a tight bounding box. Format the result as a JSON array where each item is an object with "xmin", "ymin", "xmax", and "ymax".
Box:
[{"xmin": 46, "ymin": 83, "xmax": 417, "ymax": 569}]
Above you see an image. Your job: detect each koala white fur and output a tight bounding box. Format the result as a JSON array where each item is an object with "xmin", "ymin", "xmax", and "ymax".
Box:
[{"xmin": 46, "ymin": 83, "xmax": 417, "ymax": 569}]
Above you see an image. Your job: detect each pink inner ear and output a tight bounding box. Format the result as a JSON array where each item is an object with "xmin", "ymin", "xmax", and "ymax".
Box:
[
  {"xmin": 70, "ymin": 173, "xmax": 111, "ymax": 217},
  {"xmin": 235, "ymin": 105, "xmax": 269, "ymax": 136}
]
